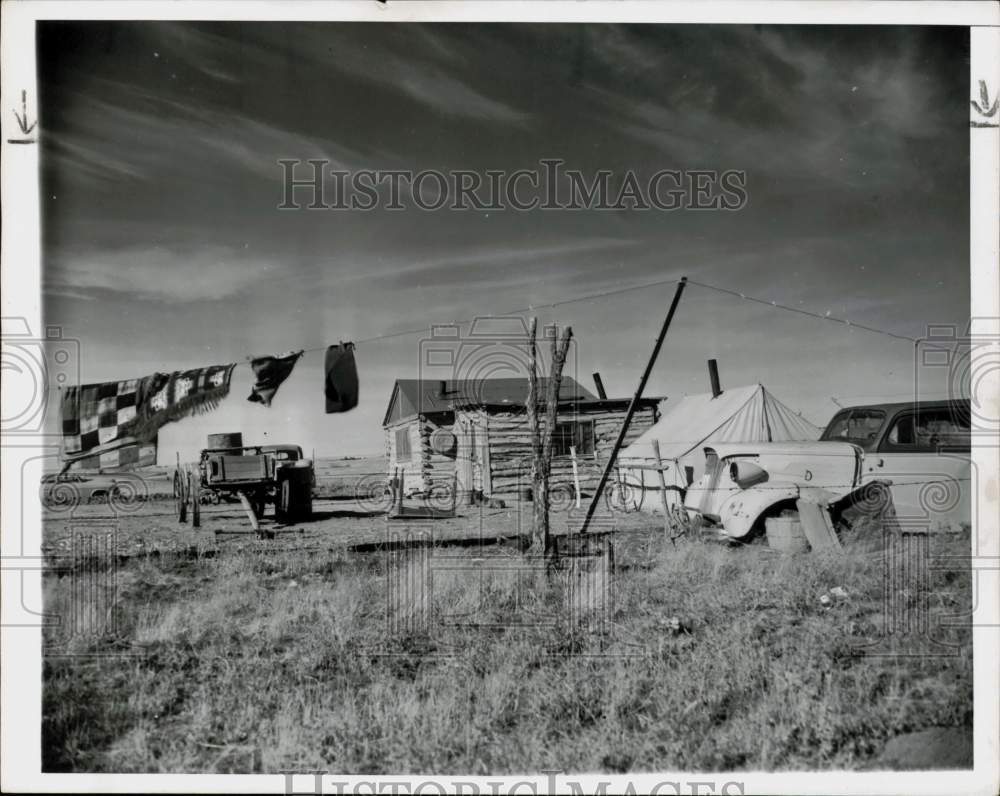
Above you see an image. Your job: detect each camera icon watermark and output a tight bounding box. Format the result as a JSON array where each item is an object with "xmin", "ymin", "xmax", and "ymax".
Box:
[
  {"xmin": 380, "ymin": 530, "xmax": 620, "ymax": 657},
  {"xmin": 417, "ymin": 316, "xmax": 578, "ymax": 410},
  {"xmin": 3, "ymin": 450, "xmax": 151, "ymax": 662},
  {"xmin": 1, "ymin": 317, "xmax": 79, "ymax": 439},
  {"xmin": 42, "ymin": 521, "xmax": 124, "ymax": 657},
  {"xmin": 39, "ymin": 468, "xmax": 152, "ymax": 516},
  {"xmin": 913, "ymin": 320, "xmax": 999, "ymax": 439},
  {"xmin": 415, "ymin": 315, "xmax": 579, "ymax": 497},
  {"xmin": 853, "ymin": 458, "xmax": 986, "ymax": 660}
]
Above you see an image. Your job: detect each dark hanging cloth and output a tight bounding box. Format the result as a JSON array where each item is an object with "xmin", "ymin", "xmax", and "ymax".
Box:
[
  {"xmin": 325, "ymin": 343, "xmax": 358, "ymax": 413},
  {"xmin": 247, "ymin": 350, "xmax": 304, "ymax": 407}
]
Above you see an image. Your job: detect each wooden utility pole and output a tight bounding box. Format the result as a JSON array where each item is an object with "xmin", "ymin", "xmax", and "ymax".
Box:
[
  {"xmin": 526, "ymin": 320, "xmax": 573, "ymax": 557},
  {"xmin": 579, "ymin": 276, "xmax": 687, "ymax": 535},
  {"xmin": 539, "ymin": 326, "xmax": 573, "ymax": 556},
  {"xmin": 526, "ymin": 318, "xmax": 543, "ymax": 547}
]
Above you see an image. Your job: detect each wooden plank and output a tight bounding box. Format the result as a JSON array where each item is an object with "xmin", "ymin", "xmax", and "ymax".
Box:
[
  {"xmin": 796, "ymin": 497, "xmax": 843, "ymax": 552},
  {"xmin": 387, "ymin": 506, "xmax": 456, "ymax": 520},
  {"xmin": 481, "ymin": 412, "xmax": 493, "ymax": 497},
  {"xmin": 237, "ymin": 491, "xmax": 260, "ymax": 534},
  {"xmin": 569, "ymin": 445, "xmax": 581, "ymax": 508}
]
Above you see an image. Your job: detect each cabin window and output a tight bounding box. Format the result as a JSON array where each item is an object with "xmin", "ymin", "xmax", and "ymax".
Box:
[
  {"xmin": 553, "ymin": 420, "xmax": 596, "ymax": 457},
  {"xmin": 395, "ymin": 428, "xmax": 412, "ymax": 461}
]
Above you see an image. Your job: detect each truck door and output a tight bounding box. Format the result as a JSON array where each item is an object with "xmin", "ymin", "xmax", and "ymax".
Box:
[{"xmin": 861, "ymin": 406, "xmax": 971, "ymax": 529}]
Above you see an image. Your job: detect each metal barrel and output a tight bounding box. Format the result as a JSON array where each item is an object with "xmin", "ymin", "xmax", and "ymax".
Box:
[{"xmin": 207, "ymin": 432, "xmax": 243, "ymax": 450}]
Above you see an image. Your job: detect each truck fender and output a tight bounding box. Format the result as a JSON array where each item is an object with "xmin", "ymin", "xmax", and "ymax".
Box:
[
  {"xmin": 719, "ymin": 483, "xmax": 853, "ymax": 539},
  {"xmin": 717, "ymin": 483, "xmax": 802, "ymax": 539}
]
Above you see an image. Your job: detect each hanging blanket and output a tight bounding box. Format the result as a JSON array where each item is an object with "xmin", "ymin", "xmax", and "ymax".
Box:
[
  {"xmin": 61, "ymin": 363, "xmax": 235, "ymax": 465},
  {"xmin": 73, "ymin": 436, "xmax": 158, "ymax": 470}
]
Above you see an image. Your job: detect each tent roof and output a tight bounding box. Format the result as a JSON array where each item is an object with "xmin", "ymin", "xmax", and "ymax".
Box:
[{"xmin": 621, "ymin": 383, "xmax": 822, "ymax": 462}]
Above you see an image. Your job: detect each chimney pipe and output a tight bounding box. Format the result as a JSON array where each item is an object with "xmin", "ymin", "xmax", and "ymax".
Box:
[
  {"xmin": 708, "ymin": 359, "xmax": 722, "ymax": 398},
  {"xmin": 592, "ymin": 372, "xmax": 608, "ymax": 400}
]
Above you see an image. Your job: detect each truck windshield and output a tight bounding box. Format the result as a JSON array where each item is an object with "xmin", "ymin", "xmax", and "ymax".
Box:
[{"xmin": 820, "ymin": 409, "xmax": 886, "ymax": 449}]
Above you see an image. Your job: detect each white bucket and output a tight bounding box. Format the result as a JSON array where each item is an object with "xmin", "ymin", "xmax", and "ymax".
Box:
[{"xmin": 765, "ymin": 515, "xmax": 810, "ymax": 554}]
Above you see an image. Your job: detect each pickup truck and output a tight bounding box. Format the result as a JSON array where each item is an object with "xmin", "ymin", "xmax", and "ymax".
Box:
[{"xmin": 684, "ymin": 399, "xmax": 971, "ymax": 538}]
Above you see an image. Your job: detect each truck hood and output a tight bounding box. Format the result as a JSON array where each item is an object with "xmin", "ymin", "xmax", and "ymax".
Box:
[
  {"xmin": 686, "ymin": 439, "xmax": 864, "ymax": 520},
  {"xmin": 704, "ymin": 440, "xmax": 862, "ymax": 460}
]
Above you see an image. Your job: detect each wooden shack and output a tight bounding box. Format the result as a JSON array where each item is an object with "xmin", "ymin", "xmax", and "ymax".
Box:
[{"xmin": 382, "ymin": 377, "xmax": 662, "ymax": 500}]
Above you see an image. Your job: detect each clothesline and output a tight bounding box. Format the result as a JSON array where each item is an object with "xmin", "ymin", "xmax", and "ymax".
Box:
[
  {"xmin": 56, "ymin": 275, "xmax": 928, "ymax": 385},
  {"xmin": 236, "ymin": 274, "xmax": 927, "ymax": 364}
]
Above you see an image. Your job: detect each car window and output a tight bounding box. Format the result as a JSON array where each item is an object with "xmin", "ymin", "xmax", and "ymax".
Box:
[
  {"xmin": 883, "ymin": 407, "xmax": 970, "ymax": 452},
  {"xmin": 821, "ymin": 409, "xmax": 886, "ymax": 448}
]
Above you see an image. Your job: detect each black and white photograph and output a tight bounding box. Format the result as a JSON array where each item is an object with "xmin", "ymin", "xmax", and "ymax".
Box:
[{"xmin": 1, "ymin": 2, "xmax": 998, "ymax": 793}]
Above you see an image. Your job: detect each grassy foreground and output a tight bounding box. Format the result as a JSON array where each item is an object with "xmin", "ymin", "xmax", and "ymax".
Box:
[{"xmin": 42, "ymin": 525, "xmax": 972, "ymax": 773}]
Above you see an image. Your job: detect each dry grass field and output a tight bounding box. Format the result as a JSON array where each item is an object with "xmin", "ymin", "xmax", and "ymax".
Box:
[{"xmin": 41, "ymin": 480, "xmax": 973, "ymax": 774}]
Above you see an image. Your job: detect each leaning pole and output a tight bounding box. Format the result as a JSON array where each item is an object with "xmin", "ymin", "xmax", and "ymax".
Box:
[{"xmin": 578, "ymin": 276, "xmax": 688, "ymax": 535}]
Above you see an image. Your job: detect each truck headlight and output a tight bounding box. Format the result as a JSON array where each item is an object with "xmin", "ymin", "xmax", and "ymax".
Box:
[{"xmin": 729, "ymin": 460, "xmax": 768, "ymax": 488}]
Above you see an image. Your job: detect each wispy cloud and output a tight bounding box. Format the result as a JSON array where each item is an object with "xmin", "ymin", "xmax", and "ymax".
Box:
[
  {"xmin": 153, "ymin": 22, "xmax": 530, "ymax": 127},
  {"xmin": 46, "ymin": 244, "xmax": 281, "ymax": 302},
  {"xmin": 45, "ymin": 77, "xmax": 371, "ymax": 190}
]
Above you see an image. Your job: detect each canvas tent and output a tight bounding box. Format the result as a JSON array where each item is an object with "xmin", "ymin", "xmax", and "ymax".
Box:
[{"xmin": 617, "ymin": 383, "xmax": 821, "ymax": 512}]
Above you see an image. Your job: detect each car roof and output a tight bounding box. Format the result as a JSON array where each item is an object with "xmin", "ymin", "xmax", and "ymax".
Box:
[{"xmin": 832, "ymin": 398, "xmax": 969, "ymax": 416}]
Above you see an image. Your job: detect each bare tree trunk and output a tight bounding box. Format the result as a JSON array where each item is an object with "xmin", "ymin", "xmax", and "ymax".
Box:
[
  {"xmin": 525, "ymin": 318, "xmax": 543, "ymax": 550},
  {"xmin": 537, "ymin": 326, "xmax": 573, "ymax": 560}
]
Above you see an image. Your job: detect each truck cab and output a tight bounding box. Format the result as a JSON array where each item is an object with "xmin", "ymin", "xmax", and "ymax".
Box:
[{"xmin": 684, "ymin": 399, "xmax": 971, "ymax": 538}]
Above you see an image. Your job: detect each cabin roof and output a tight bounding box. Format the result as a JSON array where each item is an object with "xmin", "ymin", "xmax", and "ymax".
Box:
[{"xmin": 383, "ymin": 377, "xmax": 663, "ymax": 426}]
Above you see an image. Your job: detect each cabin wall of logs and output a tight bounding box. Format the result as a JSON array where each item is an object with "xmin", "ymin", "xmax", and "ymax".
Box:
[
  {"xmin": 384, "ymin": 412, "xmax": 458, "ymax": 494},
  {"xmin": 456, "ymin": 403, "xmax": 659, "ymax": 499},
  {"xmin": 385, "ymin": 403, "xmax": 660, "ymax": 498}
]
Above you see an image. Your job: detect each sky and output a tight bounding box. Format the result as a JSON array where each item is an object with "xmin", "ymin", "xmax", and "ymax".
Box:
[{"xmin": 38, "ymin": 22, "xmax": 970, "ymax": 459}]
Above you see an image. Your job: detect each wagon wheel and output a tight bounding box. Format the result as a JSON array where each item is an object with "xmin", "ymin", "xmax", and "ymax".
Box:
[{"xmin": 173, "ymin": 468, "xmax": 188, "ymax": 523}]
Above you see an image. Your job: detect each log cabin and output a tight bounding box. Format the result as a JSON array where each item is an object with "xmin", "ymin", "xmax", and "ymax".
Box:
[{"xmin": 382, "ymin": 377, "xmax": 663, "ymax": 501}]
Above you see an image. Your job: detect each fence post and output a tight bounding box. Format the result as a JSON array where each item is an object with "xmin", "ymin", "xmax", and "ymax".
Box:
[
  {"xmin": 651, "ymin": 439, "xmax": 670, "ymax": 538},
  {"xmin": 569, "ymin": 445, "xmax": 581, "ymax": 509},
  {"xmin": 601, "ymin": 538, "xmax": 615, "ymax": 633}
]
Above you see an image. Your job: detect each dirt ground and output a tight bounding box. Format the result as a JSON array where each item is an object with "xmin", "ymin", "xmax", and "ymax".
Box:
[
  {"xmin": 41, "ymin": 454, "xmax": 667, "ymax": 562},
  {"xmin": 41, "ymin": 493, "xmax": 664, "ymax": 563}
]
